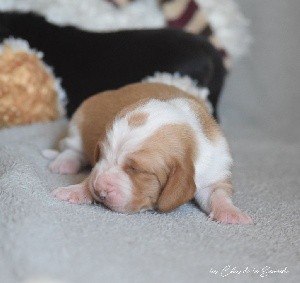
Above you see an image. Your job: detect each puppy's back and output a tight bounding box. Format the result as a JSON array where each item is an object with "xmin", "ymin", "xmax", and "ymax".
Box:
[{"xmin": 72, "ymin": 82, "xmax": 215, "ymax": 164}]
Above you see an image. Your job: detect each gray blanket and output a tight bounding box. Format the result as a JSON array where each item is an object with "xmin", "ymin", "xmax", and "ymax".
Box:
[{"xmin": 1, "ymin": 1, "xmax": 299, "ymax": 283}]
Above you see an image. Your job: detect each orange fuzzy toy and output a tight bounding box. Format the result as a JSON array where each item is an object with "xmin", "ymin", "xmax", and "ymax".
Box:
[{"xmin": 0, "ymin": 38, "xmax": 66, "ymax": 128}]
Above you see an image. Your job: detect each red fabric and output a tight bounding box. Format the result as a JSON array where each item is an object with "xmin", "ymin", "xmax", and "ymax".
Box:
[{"xmin": 167, "ymin": 0, "xmax": 199, "ymax": 28}]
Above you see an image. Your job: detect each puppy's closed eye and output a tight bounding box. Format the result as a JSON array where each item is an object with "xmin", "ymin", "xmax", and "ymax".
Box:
[
  {"xmin": 124, "ymin": 159, "xmax": 143, "ymax": 173},
  {"xmin": 126, "ymin": 164, "xmax": 149, "ymax": 175},
  {"xmin": 127, "ymin": 165, "xmax": 140, "ymax": 173}
]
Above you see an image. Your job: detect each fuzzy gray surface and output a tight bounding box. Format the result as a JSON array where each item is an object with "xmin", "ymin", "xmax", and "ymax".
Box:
[{"xmin": 1, "ymin": 1, "xmax": 300, "ymax": 283}]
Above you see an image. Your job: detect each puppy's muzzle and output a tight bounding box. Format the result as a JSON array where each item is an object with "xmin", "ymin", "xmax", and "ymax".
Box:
[{"xmin": 95, "ymin": 190, "xmax": 107, "ymax": 201}]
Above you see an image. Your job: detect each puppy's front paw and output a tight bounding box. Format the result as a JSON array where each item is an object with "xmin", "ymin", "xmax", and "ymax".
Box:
[
  {"xmin": 53, "ymin": 184, "xmax": 93, "ymax": 204},
  {"xmin": 49, "ymin": 157, "xmax": 81, "ymax": 175},
  {"xmin": 210, "ymin": 206, "xmax": 253, "ymax": 225}
]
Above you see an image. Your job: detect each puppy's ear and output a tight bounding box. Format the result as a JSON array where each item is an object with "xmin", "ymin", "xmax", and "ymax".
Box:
[
  {"xmin": 93, "ymin": 143, "xmax": 101, "ymax": 165},
  {"xmin": 156, "ymin": 158, "xmax": 196, "ymax": 212}
]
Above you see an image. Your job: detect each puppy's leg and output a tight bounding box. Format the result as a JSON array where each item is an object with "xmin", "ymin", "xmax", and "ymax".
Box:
[
  {"xmin": 53, "ymin": 178, "xmax": 93, "ymax": 204},
  {"xmin": 43, "ymin": 122, "xmax": 87, "ymax": 175},
  {"xmin": 195, "ymin": 179, "xmax": 253, "ymax": 224}
]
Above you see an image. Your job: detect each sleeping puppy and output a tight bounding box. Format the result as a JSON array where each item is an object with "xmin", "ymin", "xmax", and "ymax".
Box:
[
  {"xmin": 43, "ymin": 83, "xmax": 252, "ymax": 224},
  {"xmin": 0, "ymin": 11, "xmax": 226, "ymax": 119}
]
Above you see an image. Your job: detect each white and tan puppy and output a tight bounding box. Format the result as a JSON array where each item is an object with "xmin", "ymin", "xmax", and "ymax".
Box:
[{"xmin": 44, "ymin": 83, "xmax": 252, "ymax": 224}]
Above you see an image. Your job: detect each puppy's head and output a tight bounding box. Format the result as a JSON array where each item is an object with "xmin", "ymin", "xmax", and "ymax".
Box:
[{"xmin": 88, "ymin": 100, "xmax": 197, "ymax": 213}]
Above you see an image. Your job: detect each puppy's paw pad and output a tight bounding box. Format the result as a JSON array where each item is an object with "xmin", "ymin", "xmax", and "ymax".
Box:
[
  {"xmin": 53, "ymin": 186, "xmax": 93, "ymax": 204},
  {"xmin": 210, "ymin": 207, "xmax": 253, "ymax": 225},
  {"xmin": 49, "ymin": 158, "xmax": 81, "ymax": 175}
]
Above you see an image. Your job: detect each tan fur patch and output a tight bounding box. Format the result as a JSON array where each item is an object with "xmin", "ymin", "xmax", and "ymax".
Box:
[
  {"xmin": 127, "ymin": 112, "xmax": 149, "ymax": 127},
  {"xmin": 124, "ymin": 123, "xmax": 197, "ymax": 212},
  {"xmin": 187, "ymin": 98, "xmax": 221, "ymax": 141},
  {"xmin": 116, "ymin": 99, "xmax": 147, "ymax": 120}
]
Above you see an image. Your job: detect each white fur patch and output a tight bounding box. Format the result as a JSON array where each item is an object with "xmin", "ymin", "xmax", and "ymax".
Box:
[{"xmin": 143, "ymin": 72, "xmax": 212, "ymax": 113}]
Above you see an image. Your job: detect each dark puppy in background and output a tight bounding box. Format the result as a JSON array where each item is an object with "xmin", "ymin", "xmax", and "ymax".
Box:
[{"xmin": 0, "ymin": 11, "xmax": 226, "ymax": 119}]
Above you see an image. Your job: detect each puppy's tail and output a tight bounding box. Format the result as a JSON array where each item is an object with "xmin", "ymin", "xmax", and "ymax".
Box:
[{"xmin": 143, "ymin": 72, "xmax": 212, "ymax": 113}]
